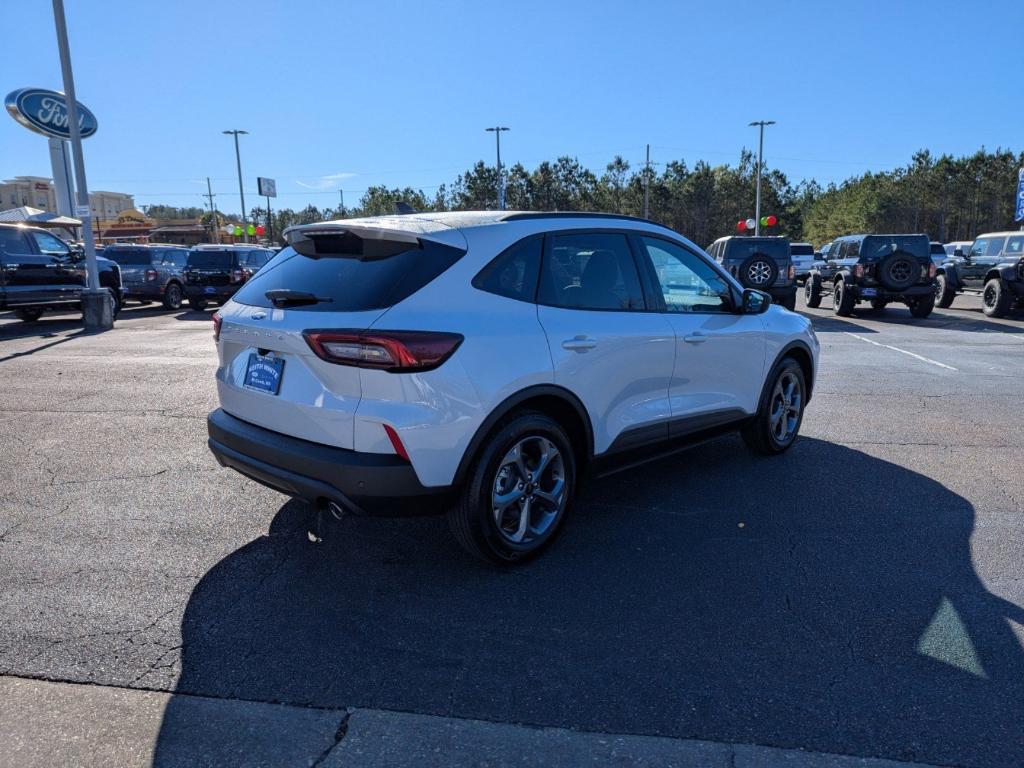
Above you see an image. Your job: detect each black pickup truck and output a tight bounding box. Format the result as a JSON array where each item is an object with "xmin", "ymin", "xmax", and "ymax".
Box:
[{"xmin": 0, "ymin": 223, "xmax": 122, "ymax": 322}]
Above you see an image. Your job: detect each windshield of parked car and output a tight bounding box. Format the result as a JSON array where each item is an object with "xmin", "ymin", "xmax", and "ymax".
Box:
[
  {"xmin": 862, "ymin": 236, "xmax": 929, "ymax": 261},
  {"xmin": 186, "ymin": 250, "xmax": 234, "ymax": 268},
  {"xmin": 103, "ymin": 248, "xmax": 153, "ymax": 265}
]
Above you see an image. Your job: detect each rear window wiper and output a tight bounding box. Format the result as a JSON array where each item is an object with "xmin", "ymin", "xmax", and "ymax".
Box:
[{"xmin": 264, "ymin": 289, "xmax": 334, "ymax": 308}]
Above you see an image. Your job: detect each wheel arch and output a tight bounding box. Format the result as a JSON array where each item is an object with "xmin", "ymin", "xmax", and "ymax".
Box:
[
  {"xmin": 453, "ymin": 385, "xmax": 594, "ymax": 487},
  {"xmin": 763, "ymin": 341, "xmax": 815, "ymax": 406}
]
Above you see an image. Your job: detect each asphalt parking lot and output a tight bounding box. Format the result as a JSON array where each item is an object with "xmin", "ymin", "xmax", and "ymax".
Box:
[{"xmin": 1, "ymin": 294, "xmax": 1023, "ymax": 767}]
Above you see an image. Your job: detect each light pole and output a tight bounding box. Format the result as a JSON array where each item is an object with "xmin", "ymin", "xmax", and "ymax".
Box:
[
  {"xmin": 223, "ymin": 129, "xmax": 248, "ymax": 242},
  {"xmin": 52, "ymin": 0, "xmax": 111, "ymax": 328},
  {"xmin": 749, "ymin": 120, "xmax": 775, "ymax": 236},
  {"xmin": 485, "ymin": 126, "xmax": 509, "ymax": 210}
]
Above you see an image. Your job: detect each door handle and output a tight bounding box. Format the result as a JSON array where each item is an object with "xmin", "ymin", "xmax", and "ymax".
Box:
[
  {"xmin": 683, "ymin": 332, "xmax": 709, "ymax": 344},
  {"xmin": 562, "ymin": 335, "xmax": 597, "ymax": 351}
]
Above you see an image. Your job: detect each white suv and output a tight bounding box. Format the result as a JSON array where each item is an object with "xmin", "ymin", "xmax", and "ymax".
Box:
[{"xmin": 207, "ymin": 212, "xmax": 819, "ymax": 563}]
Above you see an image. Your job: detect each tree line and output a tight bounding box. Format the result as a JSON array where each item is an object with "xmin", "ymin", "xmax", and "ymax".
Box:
[{"xmin": 177, "ymin": 147, "xmax": 1024, "ymax": 247}]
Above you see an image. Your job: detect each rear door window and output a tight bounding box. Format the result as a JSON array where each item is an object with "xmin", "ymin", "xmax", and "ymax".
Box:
[
  {"xmin": 0, "ymin": 228, "xmax": 32, "ymax": 255},
  {"xmin": 473, "ymin": 236, "xmax": 542, "ymax": 302},
  {"xmin": 232, "ymin": 240, "xmax": 466, "ymax": 312},
  {"xmin": 538, "ymin": 232, "xmax": 645, "ymax": 311}
]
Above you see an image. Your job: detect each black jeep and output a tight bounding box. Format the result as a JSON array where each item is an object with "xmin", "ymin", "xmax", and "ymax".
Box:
[
  {"xmin": 934, "ymin": 231, "xmax": 1024, "ymax": 317},
  {"xmin": 707, "ymin": 236, "xmax": 797, "ymax": 311},
  {"xmin": 805, "ymin": 234, "xmax": 936, "ymax": 318}
]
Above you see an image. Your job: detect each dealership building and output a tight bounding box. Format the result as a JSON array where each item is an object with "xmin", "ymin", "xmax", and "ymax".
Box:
[{"xmin": 0, "ymin": 175, "xmax": 134, "ymax": 219}]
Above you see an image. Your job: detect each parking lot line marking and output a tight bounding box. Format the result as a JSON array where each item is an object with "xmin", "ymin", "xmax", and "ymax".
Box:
[{"xmin": 842, "ymin": 332, "xmax": 958, "ymax": 371}]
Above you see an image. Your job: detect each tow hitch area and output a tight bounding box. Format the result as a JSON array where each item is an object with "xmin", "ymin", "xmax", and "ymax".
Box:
[{"xmin": 307, "ymin": 499, "xmax": 348, "ymax": 543}]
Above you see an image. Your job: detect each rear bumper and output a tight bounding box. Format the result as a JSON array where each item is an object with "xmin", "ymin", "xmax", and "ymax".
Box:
[
  {"xmin": 852, "ymin": 283, "xmax": 934, "ymax": 300},
  {"xmin": 206, "ymin": 408, "xmax": 452, "ymax": 516},
  {"xmin": 184, "ymin": 285, "xmax": 237, "ymax": 302},
  {"xmin": 122, "ymin": 283, "xmax": 164, "ymax": 299}
]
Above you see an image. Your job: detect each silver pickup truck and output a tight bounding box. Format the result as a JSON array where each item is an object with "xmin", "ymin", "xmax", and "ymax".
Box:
[{"xmin": 102, "ymin": 244, "xmax": 189, "ymax": 310}]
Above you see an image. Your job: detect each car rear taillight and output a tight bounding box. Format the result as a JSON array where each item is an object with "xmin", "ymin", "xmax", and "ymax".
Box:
[
  {"xmin": 787, "ymin": 264, "xmax": 795, "ymax": 280},
  {"xmin": 144, "ymin": 268, "xmax": 158, "ymax": 282},
  {"xmin": 303, "ymin": 330, "xmax": 464, "ymax": 373},
  {"xmin": 854, "ymin": 264, "xmax": 865, "ymax": 278},
  {"xmin": 212, "ymin": 312, "xmax": 222, "ymax": 341},
  {"xmin": 927, "ymin": 264, "xmax": 937, "ymax": 278},
  {"xmin": 230, "ymin": 268, "xmax": 245, "ymax": 284}
]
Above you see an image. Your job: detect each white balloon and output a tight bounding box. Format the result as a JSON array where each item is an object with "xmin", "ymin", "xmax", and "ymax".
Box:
[{"xmin": 746, "ymin": 218, "xmax": 756, "ymax": 230}]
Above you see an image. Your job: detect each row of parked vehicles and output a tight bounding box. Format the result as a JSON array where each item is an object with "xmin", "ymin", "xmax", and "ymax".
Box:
[{"xmin": 0, "ymin": 221, "xmax": 277, "ymax": 322}]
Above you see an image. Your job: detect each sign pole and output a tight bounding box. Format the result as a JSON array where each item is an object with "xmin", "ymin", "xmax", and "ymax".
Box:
[{"xmin": 51, "ymin": 0, "xmax": 100, "ymax": 294}]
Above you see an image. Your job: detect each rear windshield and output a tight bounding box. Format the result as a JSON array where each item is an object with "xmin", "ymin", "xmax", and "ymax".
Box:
[
  {"xmin": 790, "ymin": 244, "xmax": 814, "ymax": 256},
  {"xmin": 930, "ymin": 243, "xmax": 945, "ymax": 255},
  {"xmin": 186, "ymin": 250, "xmax": 235, "ymax": 268},
  {"xmin": 104, "ymin": 248, "xmax": 153, "ymax": 266},
  {"xmin": 231, "ymin": 241, "xmax": 466, "ymax": 312},
  {"xmin": 726, "ymin": 239, "xmax": 790, "ymax": 261},
  {"xmin": 862, "ymin": 236, "xmax": 929, "ymax": 261}
]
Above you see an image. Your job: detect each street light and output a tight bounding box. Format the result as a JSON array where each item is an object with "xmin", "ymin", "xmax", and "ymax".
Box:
[
  {"xmin": 485, "ymin": 126, "xmax": 510, "ymax": 210},
  {"xmin": 223, "ymin": 129, "xmax": 248, "ymax": 242},
  {"xmin": 748, "ymin": 120, "xmax": 775, "ymax": 236}
]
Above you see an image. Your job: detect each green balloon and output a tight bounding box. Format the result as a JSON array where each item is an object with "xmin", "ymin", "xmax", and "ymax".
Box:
[
  {"xmin": 247, "ymin": 224, "xmax": 256, "ymax": 236},
  {"xmin": 233, "ymin": 225, "xmax": 243, "ymax": 236}
]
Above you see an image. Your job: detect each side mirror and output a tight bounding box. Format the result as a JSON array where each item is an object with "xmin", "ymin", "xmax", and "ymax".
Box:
[{"xmin": 742, "ymin": 288, "xmax": 772, "ymax": 314}]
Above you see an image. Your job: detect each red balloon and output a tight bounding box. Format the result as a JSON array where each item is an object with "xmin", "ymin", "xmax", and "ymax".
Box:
[
  {"xmin": 255, "ymin": 225, "xmax": 266, "ymax": 236},
  {"xmin": 766, "ymin": 215, "xmax": 777, "ymax": 227},
  {"xmin": 736, "ymin": 220, "xmax": 747, "ymax": 232}
]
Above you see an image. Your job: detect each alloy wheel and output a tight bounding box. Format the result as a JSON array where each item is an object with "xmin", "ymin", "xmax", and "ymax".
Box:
[
  {"xmin": 747, "ymin": 260, "xmax": 773, "ymax": 286},
  {"xmin": 491, "ymin": 436, "xmax": 566, "ymax": 545},
  {"xmin": 769, "ymin": 370, "xmax": 802, "ymax": 444}
]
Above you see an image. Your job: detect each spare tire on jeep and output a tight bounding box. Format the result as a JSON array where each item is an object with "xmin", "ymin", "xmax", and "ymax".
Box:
[
  {"xmin": 738, "ymin": 254, "xmax": 779, "ymax": 290},
  {"xmin": 877, "ymin": 251, "xmax": 918, "ymax": 291}
]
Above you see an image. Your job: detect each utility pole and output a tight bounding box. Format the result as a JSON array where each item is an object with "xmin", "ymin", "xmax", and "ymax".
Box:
[
  {"xmin": 642, "ymin": 144, "xmax": 651, "ymax": 220},
  {"xmin": 339, "ymin": 188, "xmax": 345, "ymax": 217},
  {"xmin": 52, "ymin": 0, "xmax": 111, "ymax": 328},
  {"xmin": 486, "ymin": 126, "xmax": 510, "ymax": 210},
  {"xmin": 223, "ymin": 129, "xmax": 249, "ymax": 242},
  {"xmin": 203, "ymin": 177, "xmax": 218, "ymax": 244},
  {"xmin": 749, "ymin": 120, "xmax": 775, "ymax": 236}
]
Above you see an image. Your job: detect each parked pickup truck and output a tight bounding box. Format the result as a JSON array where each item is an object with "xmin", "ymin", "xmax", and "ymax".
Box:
[
  {"xmin": 0, "ymin": 222, "xmax": 122, "ymax": 322},
  {"xmin": 103, "ymin": 244, "xmax": 189, "ymax": 310}
]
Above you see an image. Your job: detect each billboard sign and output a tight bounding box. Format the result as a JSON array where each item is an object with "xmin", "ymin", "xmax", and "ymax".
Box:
[{"xmin": 257, "ymin": 177, "xmax": 277, "ymax": 198}]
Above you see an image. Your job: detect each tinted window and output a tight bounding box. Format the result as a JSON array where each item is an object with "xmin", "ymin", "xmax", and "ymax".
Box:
[
  {"xmin": 105, "ymin": 247, "xmax": 154, "ymax": 266},
  {"xmin": 1004, "ymin": 236, "xmax": 1024, "ymax": 257},
  {"xmin": 538, "ymin": 232, "xmax": 645, "ymax": 311},
  {"xmin": 161, "ymin": 249, "xmax": 188, "ymax": 267},
  {"xmin": 862, "ymin": 236, "xmax": 928, "ymax": 261},
  {"xmin": 724, "ymin": 238, "xmax": 790, "ymax": 261},
  {"xmin": 232, "ymin": 241, "xmax": 466, "ymax": 312},
  {"xmin": 639, "ymin": 237, "xmax": 731, "ymax": 313},
  {"xmin": 0, "ymin": 228, "xmax": 32, "ymax": 255},
  {"xmin": 473, "ymin": 236, "xmax": 542, "ymax": 302},
  {"xmin": 790, "ymin": 244, "xmax": 814, "ymax": 256},
  {"xmin": 930, "ymin": 243, "xmax": 946, "ymax": 255},
  {"xmin": 847, "ymin": 240, "xmax": 861, "ymax": 258},
  {"xmin": 186, "ymin": 250, "xmax": 235, "ymax": 268},
  {"xmin": 30, "ymin": 230, "xmax": 71, "ymax": 256},
  {"xmin": 242, "ymin": 249, "xmax": 272, "ymax": 268}
]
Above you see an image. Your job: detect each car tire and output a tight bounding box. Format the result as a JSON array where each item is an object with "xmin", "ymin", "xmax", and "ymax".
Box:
[
  {"xmin": 907, "ymin": 292, "xmax": 935, "ymax": 319},
  {"xmin": 981, "ymin": 278, "xmax": 1011, "ymax": 318},
  {"xmin": 14, "ymin": 308, "xmax": 44, "ymax": 322},
  {"xmin": 805, "ymin": 274, "xmax": 822, "ymax": 308},
  {"xmin": 833, "ymin": 279, "xmax": 855, "ymax": 316},
  {"xmin": 737, "ymin": 254, "xmax": 779, "ymax": 290},
  {"xmin": 741, "ymin": 357, "xmax": 806, "ymax": 455},
  {"xmin": 108, "ymin": 287, "xmax": 121, "ymax": 320},
  {"xmin": 447, "ymin": 410, "xmax": 575, "ymax": 565},
  {"xmin": 162, "ymin": 282, "xmax": 183, "ymax": 310},
  {"xmin": 934, "ymin": 274, "xmax": 955, "ymax": 308},
  {"xmin": 189, "ymin": 297, "xmax": 208, "ymax": 311},
  {"xmin": 870, "ymin": 298, "xmax": 887, "ymax": 311}
]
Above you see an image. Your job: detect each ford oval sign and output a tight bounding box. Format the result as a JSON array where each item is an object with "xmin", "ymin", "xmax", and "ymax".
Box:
[{"xmin": 4, "ymin": 88, "xmax": 98, "ymax": 140}]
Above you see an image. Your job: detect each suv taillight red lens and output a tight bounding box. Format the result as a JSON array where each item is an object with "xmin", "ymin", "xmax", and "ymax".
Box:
[
  {"xmin": 854, "ymin": 264, "xmax": 865, "ymax": 278},
  {"xmin": 303, "ymin": 330, "xmax": 464, "ymax": 372},
  {"xmin": 230, "ymin": 268, "xmax": 245, "ymax": 284},
  {"xmin": 144, "ymin": 268, "xmax": 158, "ymax": 282},
  {"xmin": 212, "ymin": 312, "xmax": 223, "ymax": 341},
  {"xmin": 787, "ymin": 264, "xmax": 795, "ymax": 280}
]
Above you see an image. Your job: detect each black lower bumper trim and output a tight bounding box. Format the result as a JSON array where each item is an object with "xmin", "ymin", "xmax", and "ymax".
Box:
[{"xmin": 207, "ymin": 409, "xmax": 452, "ymax": 516}]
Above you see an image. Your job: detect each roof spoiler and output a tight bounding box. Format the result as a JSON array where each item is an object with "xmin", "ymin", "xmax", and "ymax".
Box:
[{"xmin": 283, "ymin": 222, "xmax": 424, "ymax": 260}]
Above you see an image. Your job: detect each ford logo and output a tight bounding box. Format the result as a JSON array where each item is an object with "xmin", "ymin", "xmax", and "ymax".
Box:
[
  {"xmin": 250, "ymin": 311, "xmax": 267, "ymax": 320},
  {"xmin": 4, "ymin": 87, "xmax": 98, "ymax": 140}
]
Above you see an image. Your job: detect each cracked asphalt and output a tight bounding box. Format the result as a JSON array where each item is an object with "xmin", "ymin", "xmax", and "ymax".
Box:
[{"xmin": 1, "ymin": 294, "xmax": 1022, "ymax": 768}]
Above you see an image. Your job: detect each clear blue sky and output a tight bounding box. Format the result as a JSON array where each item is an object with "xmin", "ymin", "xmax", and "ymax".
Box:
[{"xmin": 2, "ymin": 0, "xmax": 1020, "ymax": 215}]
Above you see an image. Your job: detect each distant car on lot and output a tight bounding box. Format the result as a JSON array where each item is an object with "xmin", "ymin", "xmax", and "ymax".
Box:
[
  {"xmin": 929, "ymin": 241, "xmax": 949, "ymax": 266},
  {"xmin": 707, "ymin": 236, "xmax": 797, "ymax": 310},
  {"xmin": 0, "ymin": 222, "xmax": 121, "ymax": 322},
  {"xmin": 935, "ymin": 231, "xmax": 1024, "ymax": 316},
  {"xmin": 790, "ymin": 242, "xmax": 815, "ymax": 285},
  {"xmin": 182, "ymin": 245, "xmax": 276, "ymax": 311},
  {"xmin": 206, "ymin": 212, "xmax": 818, "ymax": 563},
  {"xmin": 944, "ymin": 241, "xmax": 972, "ymax": 261},
  {"xmin": 103, "ymin": 244, "xmax": 189, "ymax": 310},
  {"xmin": 805, "ymin": 233, "xmax": 937, "ymax": 318}
]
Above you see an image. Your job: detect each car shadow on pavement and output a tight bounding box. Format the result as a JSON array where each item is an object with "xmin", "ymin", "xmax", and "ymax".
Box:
[{"xmin": 153, "ymin": 436, "xmax": 1024, "ymax": 768}]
